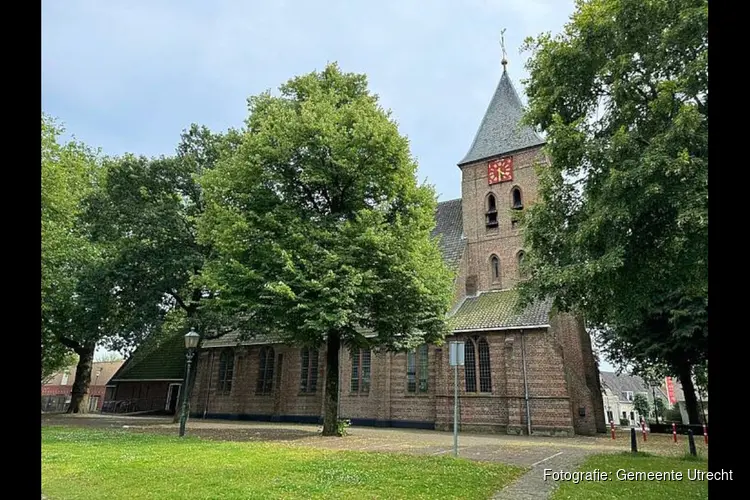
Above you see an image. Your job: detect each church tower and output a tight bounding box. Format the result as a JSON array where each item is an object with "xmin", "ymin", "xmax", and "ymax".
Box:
[{"xmin": 458, "ymin": 53, "xmax": 546, "ymax": 296}]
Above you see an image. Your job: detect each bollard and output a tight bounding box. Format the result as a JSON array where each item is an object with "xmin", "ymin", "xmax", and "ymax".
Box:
[
  {"xmin": 610, "ymin": 420, "xmax": 616, "ymax": 440},
  {"xmin": 630, "ymin": 427, "xmax": 638, "ymax": 454},
  {"xmin": 703, "ymin": 424, "xmax": 708, "ymax": 445},
  {"xmin": 672, "ymin": 423, "xmax": 677, "ymax": 443},
  {"xmin": 641, "ymin": 419, "xmax": 647, "ymax": 442},
  {"xmin": 688, "ymin": 429, "xmax": 697, "ymax": 456}
]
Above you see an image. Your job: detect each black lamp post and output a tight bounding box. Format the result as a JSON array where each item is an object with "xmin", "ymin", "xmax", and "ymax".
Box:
[{"xmin": 179, "ymin": 329, "xmax": 200, "ymax": 437}]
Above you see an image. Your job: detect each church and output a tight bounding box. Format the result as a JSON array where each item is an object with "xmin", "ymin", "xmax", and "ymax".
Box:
[{"xmin": 109, "ymin": 56, "xmax": 606, "ymax": 436}]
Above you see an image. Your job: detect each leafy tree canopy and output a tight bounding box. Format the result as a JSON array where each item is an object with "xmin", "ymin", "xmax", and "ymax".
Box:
[
  {"xmin": 197, "ymin": 63, "xmax": 454, "ymax": 349},
  {"xmin": 82, "ymin": 125, "xmax": 242, "ymax": 347},
  {"xmin": 517, "ymin": 0, "xmax": 707, "ymax": 368},
  {"xmin": 197, "ymin": 63, "xmax": 455, "ymax": 435}
]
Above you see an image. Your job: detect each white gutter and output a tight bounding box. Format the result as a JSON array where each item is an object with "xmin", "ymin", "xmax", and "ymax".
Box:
[{"xmin": 452, "ymin": 324, "xmax": 550, "ymax": 333}]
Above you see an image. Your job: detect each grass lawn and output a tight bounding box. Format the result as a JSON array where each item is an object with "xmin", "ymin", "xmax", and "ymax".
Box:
[
  {"xmin": 42, "ymin": 426, "xmax": 526, "ymax": 499},
  {"xmin": 551, "ymin": 452, "xmax": 708, "ymax": 500}
]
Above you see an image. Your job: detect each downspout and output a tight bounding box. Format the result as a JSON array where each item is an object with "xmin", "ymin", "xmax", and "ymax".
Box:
[
  {"xmin": 520, "ymin": 330, "xmax": 532, "ymax": 435},
  {"xmin": 203, "ymin": 349, "xmax": 215, "ymax": 419}
]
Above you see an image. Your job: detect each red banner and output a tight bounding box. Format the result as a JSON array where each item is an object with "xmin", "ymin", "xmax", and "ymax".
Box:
[{"xmin": 665, "ymin": 377, "xmax": 676, "ymax": 405}]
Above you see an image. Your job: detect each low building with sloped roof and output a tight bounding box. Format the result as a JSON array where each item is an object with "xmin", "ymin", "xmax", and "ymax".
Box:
[{"xmin": 104, "ymin": 333, "xmax": 188, "ymax": 415}]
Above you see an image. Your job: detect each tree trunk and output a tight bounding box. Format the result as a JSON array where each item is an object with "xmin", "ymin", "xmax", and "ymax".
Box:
[
  {"xmin": 652, "ymin": 387, "xmax": 659, "ymax": 424},
  {"xmin": 321, "ymin": 331, "xmax": 341, "ymax": 436},
  {"xmin": 677, "ymin": 362, "xmax": 701, "ymax": 424},
  {"xmin": 67, "ymin": 345, "xmax": 95, "ymax": 413}
]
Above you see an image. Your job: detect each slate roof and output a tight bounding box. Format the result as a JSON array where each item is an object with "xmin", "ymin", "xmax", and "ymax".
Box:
[
  {"xmin": 600, "ymin": 371, "xmax": 668, "ymax": 401},
  {"xmin": 458, "ymin": 68, "xmax": 545, "ymax": 167},
  {"xmin": 432, "ymin": 198, "xmax": 465, "ymax": 271},
  {"xmin": 448, "ymin": 289, "xmax": 553, "ymax": 331},
  {"xmin": 202, "ymin": 328, "xmax": 378, "ymax": 349},
  {"xmin": 202, "ymin": 332, "xmax": 282, "ymax": 349},
  {"xmin": 110, "ymin": 332, "xmax": 187, "ymax": 381}
]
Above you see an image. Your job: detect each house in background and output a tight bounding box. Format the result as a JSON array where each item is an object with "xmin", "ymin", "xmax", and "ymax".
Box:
[
  {"xmin": 661, "ymin": 376, "xmax": 708, "ymax": 424},
  {"xmin": 600, "ymin": 371, "xmax": 668, "ymax": 426},
  {"xmin": 42, "ymin": 360, "xmax": 124, "ymax": 412},
  {"xmin": 104, "ymin": 332, "xmax": 187, "ymax": 415}
]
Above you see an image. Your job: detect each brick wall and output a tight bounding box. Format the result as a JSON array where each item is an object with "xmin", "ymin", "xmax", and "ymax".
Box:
[
  {"xmin": 191, "ymin": 345, "xmax": 325, "ymax": 422},
  {"xmin": 459, "ymin": 147, "xmax": 547, "ymax": 293},
  {"xmin": 191, "ymin": 323, "xmax": 597, "ymax": 436},
  {"xmin": 549, "ymin": 312, "xmax": 607, "ymax": 434},
  {"xmin": 434, "ymin": 329, "xmax": 575, "ymax": 436}
]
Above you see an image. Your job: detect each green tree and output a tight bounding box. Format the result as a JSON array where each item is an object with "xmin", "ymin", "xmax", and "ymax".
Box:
[
  {"xmin": 41, "ymin": 114, "xmax": 111, "ymax": 410},
  {"xmin": 42, "ymin": 114, "xmax": 91, "ymax": 380},
  {"xmin": 84, "ymin": 126, "xmax": 240, "ymax": 335},
  {"xmin": 653, "ymin": 395, "xmax": 667, "ymax": 423},
  {"xmin": 517, "ymin": 0, "xmax": 707, "ymax": 423},
  {"xmin": 666, "ymin": 403, "xmax": 683, "ymax": 423},
  {"xmin": 633, "ymin": 393, "xmax": 650, "ymax": 423},
  {"xmin": 82, "ymin": 125, "xmax": 241, "ymax": 420},
  {"xmin": 197, "ymin": 63, "xmax": 455, "ymax": 436}
]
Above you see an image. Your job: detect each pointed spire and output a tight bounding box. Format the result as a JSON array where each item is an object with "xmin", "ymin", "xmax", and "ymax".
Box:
[
  {"xmin": 457, "ymin": 34, "xmax": 544, "ymax": 167},
  {"xmin": 500, "ymin": 28, "xmax": 508, "ymax": 70}
]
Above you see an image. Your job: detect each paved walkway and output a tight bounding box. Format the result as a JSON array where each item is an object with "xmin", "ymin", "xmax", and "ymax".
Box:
[{"xmin": 492, "ymin": 450, "xmax": 590, "ymax": 499}]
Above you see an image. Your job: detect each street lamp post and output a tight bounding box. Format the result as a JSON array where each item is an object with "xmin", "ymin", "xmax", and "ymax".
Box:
[{"xmin": 179, "ymin": 330, "xmax": 200, "ymax": 437}]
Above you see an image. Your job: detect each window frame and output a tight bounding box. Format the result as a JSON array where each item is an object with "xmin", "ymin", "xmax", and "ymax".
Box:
[
  {"xmin": 299, "ymin": 347, "xmax": 319, "ymax": 394},
  {"xmin": 256, "ymin": 346, "xmax": 275, "ymax": 395},
  {"xmin": 485, "ymin": 193, "xmax": 499, "ymax": 227},
  {"xmin": 217, "ymin": 349, "xmax": 235, "ymax": 395},
  {"xmin": 511, "ymin": 186, "xmax": 523, "ymax": 210},
  {"xmin": 490, "ymin": 255, "xmax": 501, "ymax": 284},
  {"xmin": 406, "ymin": 344, "xmax": 429, "ymax": 394},
  {"xmin": 463, "ymin": 336, "xmax": 492, "ymax": 394},
  {"xmin": 350, "ymin": 348, "xmax": 371, "ymax": 395}
]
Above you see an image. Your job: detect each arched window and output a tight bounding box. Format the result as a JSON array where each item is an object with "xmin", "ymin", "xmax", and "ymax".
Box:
[
  {"xmin": 407, "ymin": 344, "xmax": 429, "ymax": 393},
  {"xmin": 300, "ymin": 348, "xmax": 319, "ymax": 393},
  {"xmin": 511, "ymin": 186, "xmax": 523, "ymax": 209},
  {"xmin": 256, "ymin": 346, "xmax": 275, "ymax": 395},
  {"xmin": 463, "ymin": 336, "xmax": 492, "ymax": 393},
  {"xmin": 218, "ymin": 349, "xmax": 234, "ymax": 395},
  {"xmin": 517, "ymin": 251, "xmax": 527, "ymax": 278},
  {"xmin": 490, "ymin": 255, "xmax": 501, "ymax": 283},
  {"xmin": 485, "ymin": 193, "xmax": 498, "ymax": 227}
]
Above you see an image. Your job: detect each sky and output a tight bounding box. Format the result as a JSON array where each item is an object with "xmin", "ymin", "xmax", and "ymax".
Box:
[{"xmin": 43, "ymin": 0, "xmax": 618, "ymax": 372}]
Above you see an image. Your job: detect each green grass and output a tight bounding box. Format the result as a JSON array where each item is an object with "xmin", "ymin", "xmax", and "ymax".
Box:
[
  {"xmin": 42, "ymin": 426, "xmax": 526, "ymax": 499},
  {"xmin": 551, "ymin": 452, "xmax": 709, "ymax": 499}
]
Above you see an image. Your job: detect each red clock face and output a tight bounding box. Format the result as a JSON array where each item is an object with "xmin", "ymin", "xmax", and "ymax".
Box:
[{"xmin": 488, "ymin": 157, "xmax": 513, "ymax": 185}]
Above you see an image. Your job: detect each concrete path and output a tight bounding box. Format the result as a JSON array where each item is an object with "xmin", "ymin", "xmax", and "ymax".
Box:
[{"xmin": 492, "ymin": 450, "xmax": 590, "ymax": 499}]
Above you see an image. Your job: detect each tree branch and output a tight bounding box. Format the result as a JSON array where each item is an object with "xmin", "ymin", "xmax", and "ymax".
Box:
[
  {"xmin": 56, "ymin": 335, "xmax": 83, "ymax": 353},
  {"xmin": 169, "ymin": 291, "xmax": 190, "ymax": 312}
]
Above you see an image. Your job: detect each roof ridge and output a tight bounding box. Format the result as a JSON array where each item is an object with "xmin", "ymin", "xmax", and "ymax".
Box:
[{"xmin": 437, "ymin": 197, "xmax": 462, "ymax": 205}]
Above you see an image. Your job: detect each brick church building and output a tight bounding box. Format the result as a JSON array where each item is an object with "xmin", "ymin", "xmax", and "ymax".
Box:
[{"xmin": 185, "ymin": 58, "xmax": 607, "ymax": 436}]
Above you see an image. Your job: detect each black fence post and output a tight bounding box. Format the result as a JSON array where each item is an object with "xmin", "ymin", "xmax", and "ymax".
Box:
[
  {"xmin": 630, "ymin": 427, "xmax": 638, "ymax": 454},
  {"xmin": 688, "ymin": 429, "xmax": 697, "ymax": 456}
]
